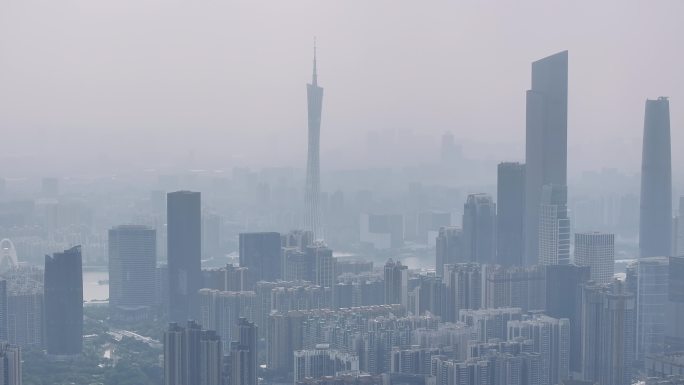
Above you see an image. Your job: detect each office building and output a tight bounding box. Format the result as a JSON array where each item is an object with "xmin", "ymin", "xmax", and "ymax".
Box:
[
  {"xmin": 167, "ymin": 191, "xmax": 202, "ymax": 323},
  {"xmin": 574, "ymin": 232, "xmax": 615, "ymax": 284},
  {"xmin": 497, "ymin": 162, "xmax": 526, "ymax": 266},
  {"xmin": 462, "ymin": 194, "xmax": 496, "ymax": 264},
  {"xmin": 44, "ymin": 245, "xmax": 83, "ymax": 356},
  {"xmin": 667, "ymin": 256, "xmax": 684, "ymax": 351},
  {"xmin": 6, "ymin": 274, "xmax": 44, "ymax": 348},
  {"xmin": 640, "ymin": 97, "xmax": 672, "ymax": 257},
  {"xmin": 108, "ymin": 225, "xmax": 157, "ymax": 317},
  {"xmin": 538, "ymin": 184, "xmax": 570, "ymax": 265},
  {"xmin": 634, "ymin": 257, "xmax": 669, "ymax": 361},
  {"xmin": 435, "ymin": 227, "xmax": 464, "ymax": 278},
  {"xmin": 304, "ymin": 43, "xmax": 324, "ymax": 240},
  {"xmin": 525, "ymin": 51, "xmax": 568, "ymax": 266},
  {"xmin": 239, "ymin": 232, "xmax": 281, "ymax": 283}
]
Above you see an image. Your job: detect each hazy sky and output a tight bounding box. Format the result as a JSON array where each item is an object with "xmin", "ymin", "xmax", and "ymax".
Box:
[{"xmin": 0, "ymin": 0, "xmax": 682, "ymax": 178}]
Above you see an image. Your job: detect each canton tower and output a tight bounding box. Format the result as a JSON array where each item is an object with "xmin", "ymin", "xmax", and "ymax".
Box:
[{"xmin": 304, "ymin": 41, "xmax": 324, "ymax": 239}]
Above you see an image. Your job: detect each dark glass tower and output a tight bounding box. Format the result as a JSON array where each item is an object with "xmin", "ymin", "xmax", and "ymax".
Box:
[
  {"xmin": 639, "ymin": 97, "xmax": 672, "ymax": 257},
  {"xmin": 304, "ymin": 42, "xmax": 324, "ymax": 240},
  {"xmin": 44, "ymin": 245, "xmax": 83, "ymax": 356},
  {"xmin": 167, "ymin": 191, "xmax": 202, "ymax": 323},
  {"xmin": 524, "ymin": 51, "xmax": 568, "ymax": 266},
  {"xmin": 239, "ymin": 232, "xmax": 281, "ymax": 283},
  {"xmin": 497, "ymin": 162, "xmax": 525, "ymax": 266}
]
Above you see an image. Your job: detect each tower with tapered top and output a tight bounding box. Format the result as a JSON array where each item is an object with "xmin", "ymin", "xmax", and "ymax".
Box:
[{"xmin": 305, "ymin": 40, "xmax": 324, "ymax": 240}]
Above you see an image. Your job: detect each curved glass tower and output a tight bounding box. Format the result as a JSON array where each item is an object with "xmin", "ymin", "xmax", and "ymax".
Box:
[{"xmin": 304, "ymin": 42, "xmax": 324, "ymax": 240}]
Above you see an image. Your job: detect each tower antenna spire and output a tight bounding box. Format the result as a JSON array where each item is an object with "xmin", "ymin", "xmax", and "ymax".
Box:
[{"xmin": 312, "ymin": 37, "xmax": 318, "ymax": 86}]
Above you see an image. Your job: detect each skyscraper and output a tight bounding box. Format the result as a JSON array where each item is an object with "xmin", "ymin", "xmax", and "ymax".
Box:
[
  {"xmin": 574, "ymin": 232, "xmax": 615, "ymax": 284},
  {"xmin": 545, "ymin": 264, "xmax": 590, "ymax": 373},
  {"xmin": 167, "ymin": 191, "xmax": 202, "ymax": 323},
  {"xmin": 164, "ymin": 321, "xmax": 223, "ymax": 385},
  {"xmin": 497, "ymin": 162, "xmax": 525, "ymax": 266},
  {"xmin": 435, "ymin": 227, "xmax": 464, "ymax": 278},
  {"xmin": 384, "ymin": 259, "xmax": 408, "ymax": 307},
  {"xmin": 239, "ymin": 232, "xmax": 281, "ymax": 283},
  {"xmin": 538, "ymin": 184, "xmax": 570, "ymax": 265},
  {"xmin": 304, "ymin": 42, "xmax": 324, "ymax": 240},
  {"xmin": 461, "ymin": 194, "xmax": 496, "ymax": 264},
  {"xmin": 108, "ymin": 225, "xmax": 157, "ymax": 317},
  {"xmin": 44, "ymin": 245, "xmax": 83, "ymax": 356},
  {"xmin": 524, "ymin": 51, "xmax": 568, "ymax": 266},
  {"xmin": 230, "ymin": 318, "xmax": 258, "ymax": 385},
  {"xmin": 634, "ymin": 257, "xmax": 669, "ymax": 362},
  {"xmin": 639, "ymin": 97, "xmax": 672, "ymax": 258},
  {"xmin": 307, "ymin": 243, "xmax": 336, "ymax": 290},
  {"xmin": 0, "ymin": 342, "xmax": 21, "ymax": 385},
  {"xmin": 581, "ymin": 282, "xmax": 635, "ymax": 385}
]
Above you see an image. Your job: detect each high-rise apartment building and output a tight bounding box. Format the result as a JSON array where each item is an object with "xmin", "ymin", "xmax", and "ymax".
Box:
[
  {"xmin": 44, "ymin": 245, "xmax": 83, "ymax": 356},
  {"xmin": 497, "ymin": 162, "xmax": 525, "ymax": 266},
  {"xmin": 384, "ymin": 259, "xmax": 408, "ymax": 307},
  {"xmin": 507, "ymin": 314, "xmax": 570, "ymax": 385},
  {"xmin": 230, "ymin": 318, "xmax": 258, "ymax": 385},
  {"xmin": 164, "ymin": 321, "xmax": 223, "ymax": 385},
  {"xmin": 525, "ymin": 51, "xmax": 568, "ymax": 266},
  {"xmin": 462, "ymin": 194, "xmax": 496, "ymax": 264},
  {"xmin": 108, "ymin": 225, "xmax": 157, "ymax": 317},
  {"xmin": 167, "ymin": 191, "xmax": 202, "ymax": 323},
  {"xmin": 574, "ymin": 232, "xmax": 615, "ymax": 284},
  {"xmin": 581, "ymin": 282, "xmax": 635, "ymax": 385},
  {"xmin": 640, "ymin": 97, "xmax": 672, "ymax": 258}
]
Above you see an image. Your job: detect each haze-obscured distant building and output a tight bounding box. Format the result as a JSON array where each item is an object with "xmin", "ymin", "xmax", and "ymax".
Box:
[
  {"xmin": 167, "ymin": 191, "xmax": 202, "ymax": 323},
  {"xmin": 360, "ymin": 214, "xmax": 404, "ymax": 250},
  {"xmin": 461, "ymin": 194, "xmax": 496, "ymax": 264},
  {"xmin": 108, "ymin": 225, "xmax": 156, "ymax": 319}
]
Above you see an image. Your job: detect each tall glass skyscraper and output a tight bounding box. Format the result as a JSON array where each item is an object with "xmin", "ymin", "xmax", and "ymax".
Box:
[
  {"xmin": 304, "ymin": 42, "xmax": 324, "ymax": 240},
  {"xmin": 497, "ymin": 162, "xmax": 525, "ymax": 266},
  {"xmin": 524, "ymin": 51, "xmax": 568, "ymax": 266},
  {"xmin": 44, "ymin": 245, "xmax": 83, "ymax": 356},
  {"xmin": 639, "ymin": 97, "xmax": 672, "ymax": 258},
  {"xmin": 167, "ymin": 191, "xmax": 202, "ymax": 323}
]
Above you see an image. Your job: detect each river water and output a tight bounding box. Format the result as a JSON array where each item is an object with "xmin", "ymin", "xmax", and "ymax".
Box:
[{"xmin": 83, "ymin": 270, "xmax": 109, "ymax": 302}]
